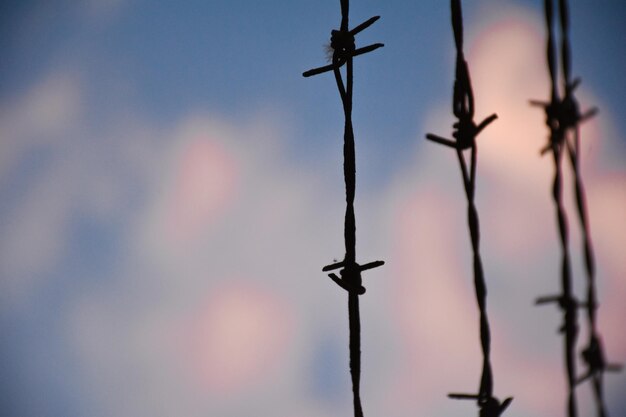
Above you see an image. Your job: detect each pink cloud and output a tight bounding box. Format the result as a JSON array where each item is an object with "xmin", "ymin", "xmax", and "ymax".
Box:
[
  {"xmin": 182, "ymin": 282, "xmax": 295, "ymax": 395},
  {"xmin": 387, "ymin": 186, "xmax": 480, "ymax": 410},
  {"xmin": 163, "ymin": 136, "xmax": 238, "ymax": 243}
]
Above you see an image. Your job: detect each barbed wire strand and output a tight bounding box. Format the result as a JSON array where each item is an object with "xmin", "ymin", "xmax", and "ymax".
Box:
[
  {"xmin": 531, "ymin": 1, "xmax": 581, "ymax": 416},
  {"xmin": 531, "ymin": 1, "xmax": 622, "ymax": 416},
  {"xmin": 556, "ymin": 1, "xmax": 622, "ymax": 416},
  {"xmin": 303, "ymin": 1, "xmax": 384, "ymax": 416},
  {"xmin": 425, "ymin": 1, "xmax": 511, "ymax": 416}
]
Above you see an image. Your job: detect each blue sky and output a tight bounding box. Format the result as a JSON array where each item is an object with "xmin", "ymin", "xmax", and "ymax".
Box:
[{"xmin": 1, "ymin": 1, "xmax": 625, "ymax": 417}]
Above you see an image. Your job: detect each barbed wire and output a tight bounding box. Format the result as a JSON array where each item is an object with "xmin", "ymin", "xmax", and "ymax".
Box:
[
  {"xmin": 531, "ymin": 1, "xmax": 621, "ymax": 416},
  {"xmin": 303, "ymin": 1, "xmax": 384, "ymax": 416},
  {"xmin": 425, "ymin": 1, "xmax": 511, "ymax": 416},
  {"xmin": 531, "ymin": 2, "xmax": 581, "ymax": 416}
]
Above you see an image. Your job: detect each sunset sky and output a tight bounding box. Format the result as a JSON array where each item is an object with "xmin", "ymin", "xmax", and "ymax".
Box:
[{"xmin": 1, "ymin": 1, "xmax": 625, "ymax": 416}]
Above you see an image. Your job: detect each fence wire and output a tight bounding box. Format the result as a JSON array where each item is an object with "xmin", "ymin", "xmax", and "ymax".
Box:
[
  {"xmin": 531, "ymin": 1, "xmax": 622, "ymax": 416},
  {"xmin": 303, "ymin": 1, "xmax": 384, "ymax": 416},
  {"xmin": 425, "ymin": 1, "xmax": 512, "ymax": 416}
]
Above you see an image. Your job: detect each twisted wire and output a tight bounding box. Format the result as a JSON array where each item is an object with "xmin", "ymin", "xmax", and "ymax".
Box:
[
  {"xmin": 426, "ymin": 2, "xmax": 510, "ymax": 415},
  {"xmin": 566, "ymin": 129, "xmax": 607, "ymax": 417},
  {"xmin": 451, "ymin": 4, "xmax": 495, "ymax": 406},
  {"xmin": 558, "ymin": 1, "xmax": 621, "ymax": 413},
  {"xmin": 303, "ymin": 2, "xmax": 384, "ymax": 416},
  {"xmin": 335, "ymin": 28, "xmax": 362, "ymax": 417},
  {"xmin": 533, "ymin": 2, "xmax": 621, "ymax": 416},
  {"xmin": 533, "ymin": 3, "xmax": 580, "ymax": 417},
  {"xmin": 560, "ymin": 2, "xmax": 621, "ymax": 414},
  {"xmin": 553, "ymin": 141, "xmax": 579, "ymax": 417}
]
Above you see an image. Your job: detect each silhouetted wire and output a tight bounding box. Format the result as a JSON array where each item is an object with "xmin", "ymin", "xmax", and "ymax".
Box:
[
  {"xmin": 567, "ymin": 128, "xmax": 622, "ymax": 417},
  {"xmin": 425, "ymin": 1, "xmax": 511, "ymax": 416},
  {"xmin": 550, "ymin": 2, "xmax": 621, "ymax": 417},
  {"xmin": 531, "ymin": 2, "xmax": 581, "ymax": 416},
  {"xmin": 303, "ymin": 1, "xmax": 384, "ymax": 416}
]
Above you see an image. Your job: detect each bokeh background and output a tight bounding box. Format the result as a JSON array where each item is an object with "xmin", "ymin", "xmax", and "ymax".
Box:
[{"xmin": 1, "ymin": 1, "xmax": 625, "ymax": 416}]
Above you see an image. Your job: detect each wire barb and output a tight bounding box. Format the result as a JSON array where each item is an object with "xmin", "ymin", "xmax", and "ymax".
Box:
[
  {"xmin": 302, "ymin": 15, "xmax": 383, "ymax": 78},
  {"xmin": 323, "ymin": 260, "xmax": 384, "ymax": 295},
  {"xmin": 448, "ymin": 393, "xmax": 513, "ymax": 417}
]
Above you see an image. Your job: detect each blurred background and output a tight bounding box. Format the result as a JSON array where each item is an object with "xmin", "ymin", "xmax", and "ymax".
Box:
[{"xmin": 1, "ymin": 1, "xmax": 625, "ymax": 416}]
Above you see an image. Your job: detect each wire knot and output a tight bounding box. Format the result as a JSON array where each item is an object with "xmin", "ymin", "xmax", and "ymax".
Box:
[
  {"xmin": 449, "ymin": 393, "xmax": 513, "ymax": 417},
  {"xmin": 560, "ymin": 81, "xmax": 598, "ymax": 130},
  {"xmin": 322, "ymin": 260, "xmax": 384, "ymax": 295},
  {"xmin": 330, "ymin": 29, "xmax": 355, "ymax": 61},
  {"xmin": 479, "ymin": 396, "xmax": 514, "ymax": 417},
  {"xmin": 302, "ymin": 16, "xmax": 383, "ymax": 78},
  {"xmin": 426, "ymin": 56, "xmax": 496, "ymax": 151},
  {"xmin": 532, "ymin": 79, "xmax": 597, "ymax": 155},
  {"xmin": 535, "ymin": 293, "xmax": 584, "ymax": 335},
  {"xmin": 453, "ymin": 117, "xmax": 479, "ymax": 150},
  {"xmin": 577, "ymin": 335, "xmax": 622, "ymax": 384}
]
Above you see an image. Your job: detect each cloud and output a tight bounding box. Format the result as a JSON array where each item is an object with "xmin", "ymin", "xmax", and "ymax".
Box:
[
  {"xmin": 0, "ymin": 72, "xmax": 82, "ymax": 307},
  {"xmin": 137, "ymin": 117, "xmax": 241, "ymax": 257},
  {"xmin": 58, "ymin": 110, "xmax": 345, "ymax": 417},
  {"xmin": 182, "ymin": 282, "xmax": 294, "ymax": 394},
  {"xmin": 1, "ymin": 4, "xmax": 624, "ymax": 417},
  {"xmin": 0, "ymin": 72, "xmax": 81, "ymax": 182}
]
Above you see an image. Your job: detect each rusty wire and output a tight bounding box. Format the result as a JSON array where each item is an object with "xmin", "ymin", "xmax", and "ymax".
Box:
[
  {"xmin": 425, "ymin": 1, "xmax": 511, "ymax": 416},
  {"xmin": 532, "ymin": 1, "xmax": 621, "ymax": 416},
  {"xmin": 303, "ymin": 1, "xmax": 384, "ymax": 416}
]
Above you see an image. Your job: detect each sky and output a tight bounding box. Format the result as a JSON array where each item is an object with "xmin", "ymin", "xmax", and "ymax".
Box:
[{"xmin": 0, "ymin": 1, "xmax": 625, "ymax": 416}]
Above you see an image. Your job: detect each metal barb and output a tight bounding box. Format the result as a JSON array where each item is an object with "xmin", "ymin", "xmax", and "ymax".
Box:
[
  {"xmin": 303, "ymin": 15, "xmax": 383, "ymax": 78},
  {"xmin": 448, "ymin": 393, "xmax": 513, "ymax": 417},
  {"xmin": 323, "ymin": 260, "xmax": 384, "ymax": 295}
]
